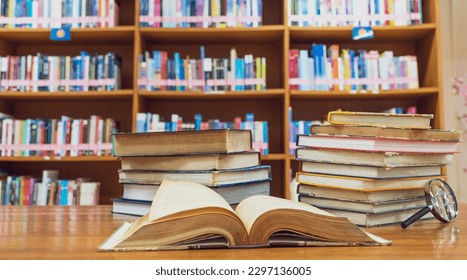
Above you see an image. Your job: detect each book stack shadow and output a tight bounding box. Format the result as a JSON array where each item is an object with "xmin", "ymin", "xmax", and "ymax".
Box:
[
  {"xmin": 295, "ymin": 111, "xmax": 461, "ymax": 227},
  {"xmin": 111, "ymin": 129, "xmax": 271, "ymax": 216}
]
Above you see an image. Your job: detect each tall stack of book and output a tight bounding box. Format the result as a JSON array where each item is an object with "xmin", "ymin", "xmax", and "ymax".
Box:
[
  {"xmin": 295, "ymin": 111, "xmax": 461, "ymax": 227},
  {"xmin": 111, "ymin": 129, "xmax": 271, "ymax": 216}
]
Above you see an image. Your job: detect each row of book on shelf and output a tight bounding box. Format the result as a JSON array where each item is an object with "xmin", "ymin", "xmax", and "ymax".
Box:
[
  {"xmin": 0, "ymin": 113, "xmax": 116, "ymax": 157},
  {"xmin": 0, "ymin": 52, "xmax": 122, "ymax": 92},
  {"xmin": 289, "ymin": 45, "xmax": 419, "ymax": 92},
  {"xmin": 0, "ymin": 47, "xmax": 420, "ymax": 94},
  {"xmin": 288, "ymin": 0, "xmax": 422, "ymax": 27},
  {"xmin": 111, "ymin": 129, "xmax": 271, "ymax": 216},
  {"xmin": 139, "ymin": 0, "xmax": 263, "ymax": 28},
  {"xmin": 294, "ymin": 110, "xmax": 461, "ymax": 227},
  {"xmin": 0, "ymin": 169, "xmax": 100, "ymax": 206},
  {"xmin": 0, "ymin": 0, "xmax": 424, "ymax": 30},
  {"xmin": 0, "ymin": 0, "xmax": 120, "ymax": 28},
  {"xmin": 138, "ymin": 47, "xmax": 266, "ymax": 92},
  {"xmin": 136, "ymin": 112, "xmax": 269, "ymax": 155}
]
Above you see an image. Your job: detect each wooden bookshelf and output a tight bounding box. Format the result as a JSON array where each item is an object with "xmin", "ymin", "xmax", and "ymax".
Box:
[{"xmin": 0, "ymin": 0, "xmax": 444, "ymax": 202}]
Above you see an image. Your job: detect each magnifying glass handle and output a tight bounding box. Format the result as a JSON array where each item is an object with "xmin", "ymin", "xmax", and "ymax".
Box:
[{"xmin": 401, "ymin": 206, "xmax": 432, "ymax": 229}]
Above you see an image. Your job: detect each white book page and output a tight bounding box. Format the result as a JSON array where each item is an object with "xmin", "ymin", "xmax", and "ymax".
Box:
[{"xmin": 148, "ymin": 180, "xmax": 235, "ymax": 222}]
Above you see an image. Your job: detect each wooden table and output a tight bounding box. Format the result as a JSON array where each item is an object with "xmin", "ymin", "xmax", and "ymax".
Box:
[{"xmin": 0, "ymin": 204, "xmax": 466, "ymax": 260}]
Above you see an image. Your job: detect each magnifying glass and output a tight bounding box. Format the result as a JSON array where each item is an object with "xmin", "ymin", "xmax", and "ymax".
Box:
[{"xmin": 401, "ymin": 178, "xmax": 458, "ymax": 229}]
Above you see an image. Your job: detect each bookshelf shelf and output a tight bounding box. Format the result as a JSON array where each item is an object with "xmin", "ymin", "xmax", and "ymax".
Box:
[
  {"xmin": 0, "ymin": 156, "xmax": 116, "ymax": 162},
  {"xmin": 290, "ymin": 88, "xmax": 439, "ymax": 100},
  {"xmin": 0, "ymin": 26, "xmax": 136, "ymax": 44},
  {"xmin": 262, "ymin": 154, "xmax": 288, "ymax": 161},
  {"xmin": 289, "ymin": 24, "xmax": 437, "ymax": 43},
  {"xmin": 140, "ymin": 26, "xmax": 285, "ymax": 43},
  {"xmin": 139, "ymin": 89, "xmax": 285, "ymax": 100},
  {"xmin": 0, "ymin": 90, "xmax": 134, "ymax": 100}
]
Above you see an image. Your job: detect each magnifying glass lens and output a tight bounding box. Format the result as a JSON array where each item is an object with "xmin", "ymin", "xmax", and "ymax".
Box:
[
  {"xmin": 401, "ymin": 178, "xmax": 458, "ymax": 228},
  {"xmin": 430, "ymin": 181, "xmax": 457, "ymax": 222}
]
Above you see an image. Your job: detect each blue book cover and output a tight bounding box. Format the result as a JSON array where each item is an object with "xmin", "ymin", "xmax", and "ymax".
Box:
[
  {"xmin": 235, "ymin": 58, "xmax": 245, "ymax": 91},
  {"xmin": 97, "ymin": 55, "xmax": 105, "ymax": 90},
  {"xmin": 358, "ymin": 50, "xmax": 367, "ymax": 90},
  {"xmin": 312, "ymin": 44, "xmax": 326, "ymax": 90},
  {"xmin": 179, "ymin": 58, "xmax": 186, "ymax": 91},
  {"xmin": 262, "ymin": 121, "xmax": 269, "ymax": 155},
  {"xmin": 194, "ymin": 113, "xmax": 202, "ymax": 130},
  {"xmin": 199, "ymin": 45, "xmax": 206, "ymax": 89},
  {"xmin": 349, "ymin": 50, "xmax": 357, "ymax": 90},
  {"xmin": 4, "ymin": 177, "xmax": 12, "ymax": 205},
  {"xmin": 174, "ymin": 52, "xmax": 181, "ymax": 91},
  {"xmin": 59, "ymin": 180, "xmax": 69, "ymax": 205}
]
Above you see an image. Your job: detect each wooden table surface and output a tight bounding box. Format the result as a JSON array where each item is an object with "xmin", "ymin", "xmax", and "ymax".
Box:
[{"xmin": 0, "ymin": 204, "xmax": 465, "ymax": 260}]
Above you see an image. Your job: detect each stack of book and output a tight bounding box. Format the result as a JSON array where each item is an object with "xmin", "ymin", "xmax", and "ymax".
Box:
[
  {"xmin": 111, "ymin": 129, "xmax": 271, "ymax": 216},
  {"xmin": 295, "ymin": 111, "xmax": 461, "ymax": 227}
]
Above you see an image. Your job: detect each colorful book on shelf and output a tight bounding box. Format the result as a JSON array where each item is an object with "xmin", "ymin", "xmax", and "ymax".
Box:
[
  {"xmin": 0, "ymin": 52, "xmax": 122, "ymax": 92},
  {"xmin": 296, "ymin": 134, "xmax": 459, "ymax": 154},
  {"xmin": 295, "ymin": 148, "xmax": 454, "ymax": 168},
  {"xmin": 0, "ymin": 115, "xmax": 116, "ymax": 157},
  {"xmin": 0, "ymin": 0, "xmax": 120, "ymax": 28},
  {"xmin": 98, "ymin": 180, "xmax": 390, "ymax": 251},
  {"xmin": 140, "ymin": 0, "xmax": 263, "ymax": 27},
  {"xmin": 287, "ymin": 0, "xmax": 422, "ymax": 27},
  {"xmin": 288, "ymin": 46, "xmax": 419, "ymax": 92}
]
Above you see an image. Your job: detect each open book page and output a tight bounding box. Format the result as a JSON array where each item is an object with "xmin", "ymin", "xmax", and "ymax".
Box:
[
  {"xmin": 235, "ymin": 195, "xmax": 335, "ymax": 234},
  {"xmin": 148, "ymin": 180, "xmax": 236, "ymax": 222}
]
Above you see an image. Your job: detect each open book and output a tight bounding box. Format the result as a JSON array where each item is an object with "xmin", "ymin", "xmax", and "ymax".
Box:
[{"xmin": 98, "ymin": 180, "xmax": 390, "ymax": 251}]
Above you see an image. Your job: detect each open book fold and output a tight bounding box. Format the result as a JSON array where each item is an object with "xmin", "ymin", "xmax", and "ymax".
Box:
[{"xmin": 98, "ymin": 180, "xmax": 390, "ymax": 251}]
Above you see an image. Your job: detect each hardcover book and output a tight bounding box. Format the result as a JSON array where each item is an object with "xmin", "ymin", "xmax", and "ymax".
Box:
[
  {"xmin": 119, "ymin": 152, "xmax": 260, "ymax": 171},
  {"xmin": 311, "ymin": 124, "xmax": 461, "ymax": 142},
  {"xmin": 118, "ymin": 165, "xmax": 271, "ymax": 187},
  {"xmin": 295, "ymin": 148, "xmax": 454, "ymax": 167},
  {"xmin": 98, "ymin": 180, "xmax": 390, "ymax": 251},
  {"xmin": 324, "ymin": 208, "xmax": 434, "ymax": 227},
  {"xmin": 299, "ymin": 195, "xmax": 426, "ymax": 214},
  {"xmin": 297, "ymin": 183, "xmax": 425, "ymax": 204},
  {"xmin": 299, "ymin": 161, "xmax": 442, "ymax": 179},
  {"xmin": 121, "ymin": 179, "xmax": 271, "ymax": 206},
  {"xmin": 296, "ymin": 134, "xmax": 459, "ymax": 154},
  {"xmin": 327, "ymin": 111, "xmax": 433, "ymax": 129},
  {"xmin": 296, "ymin": 172, "xmax": 441, "ymax": 191},
  {"xmin": 112, "ymin": 129, "xmax": 252, "ymax": 156}
]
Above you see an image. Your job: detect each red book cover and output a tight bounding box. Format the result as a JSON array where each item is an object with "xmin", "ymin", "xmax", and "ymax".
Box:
[
  {"xmin": 288, "ymin": 49, "xmax": 299, "ymax": 90},
  {"xmin": 160, "ymin": 51, "xmax": 168, "ymax": 90}
]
